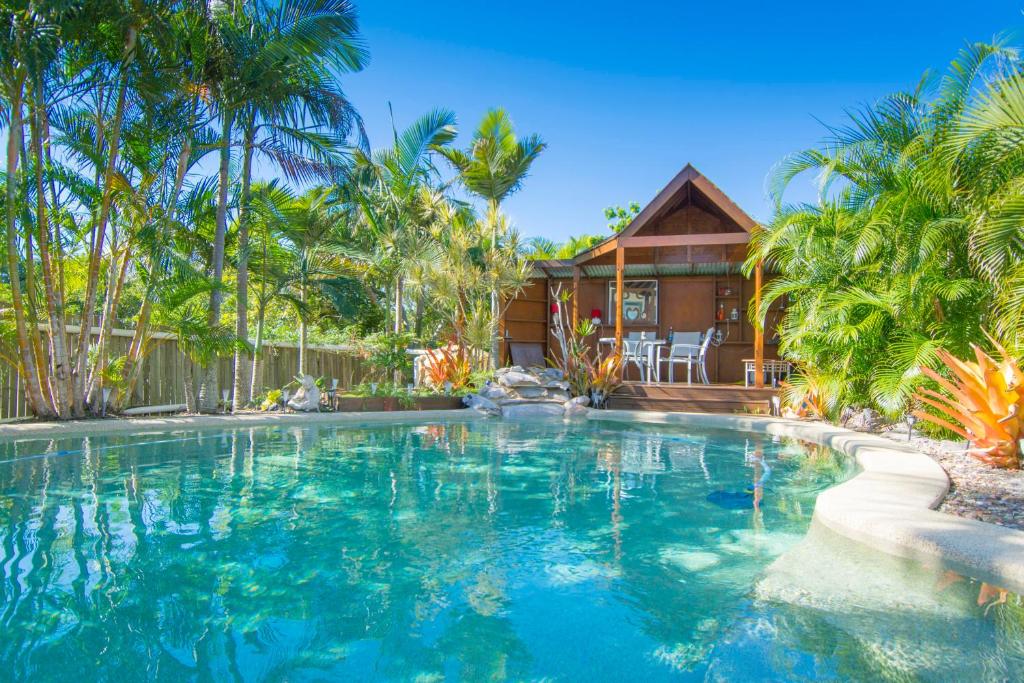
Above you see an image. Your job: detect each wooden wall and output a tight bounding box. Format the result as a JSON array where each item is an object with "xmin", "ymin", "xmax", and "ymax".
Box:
[{"xmin": 502, "ymin": 273, "xmax": 780, "ymax": 384}]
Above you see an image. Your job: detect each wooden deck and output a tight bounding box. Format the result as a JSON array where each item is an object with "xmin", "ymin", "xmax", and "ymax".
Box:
[{"xmin": 607, "ymin": 382, "xmax": 776, "ymax": 414}]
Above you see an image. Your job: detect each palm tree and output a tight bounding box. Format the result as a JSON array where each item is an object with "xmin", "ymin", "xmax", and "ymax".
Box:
[
  {"xmin": 348, "ymin": 109, "xmax": 458, "ymax": 340},
  {"xmin": 746, "ymin": 41, "xmax": 1021, "ymax": 415},
  {"xmin": 437, "ymin": 108, "xmax": 545, "ymax": 368},
  {"xmin": 198, "ymin": 0, "xmax": 368, "ymax": 411}
]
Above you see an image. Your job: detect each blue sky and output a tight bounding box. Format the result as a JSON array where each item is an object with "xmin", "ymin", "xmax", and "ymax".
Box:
[{"xmin": 341, "ymin": 1, "xmax": 1023, "ymax": 242}]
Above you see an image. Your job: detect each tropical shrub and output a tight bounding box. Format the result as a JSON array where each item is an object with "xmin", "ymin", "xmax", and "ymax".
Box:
[
  {"xmin": 746, "ymin": 41, "xmax": 1024, "ymax": 417},
  {"xmin": 914, "ymin": 341, "xmax": 1024, "ymax": 469},
  {"xmin": 420, "ymin": 342, "xmax": 474, "ymax": 391}
]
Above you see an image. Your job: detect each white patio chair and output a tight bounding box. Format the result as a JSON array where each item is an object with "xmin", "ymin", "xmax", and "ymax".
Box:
[
  {"xmin": 659, "ymin": 332, "xmax": 702, "ymax": 383},
  {"xmin": 622, "ymin": 339, "xmax": 650, "ymax": 382}
]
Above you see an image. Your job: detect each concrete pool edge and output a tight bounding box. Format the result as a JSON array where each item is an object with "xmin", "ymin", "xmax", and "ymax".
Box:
[
  {"xmin": 0, "ymin": 408, "xmax": 485, "ymax": 440},
  {"xmin": 588, "ymin": 409, "xmax": 1024, "ymax": 594}
]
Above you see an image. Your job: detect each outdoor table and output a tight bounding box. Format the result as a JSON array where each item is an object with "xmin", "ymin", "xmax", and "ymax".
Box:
[
  {"xmin": 599, "ymin": 337, "xmax": 666, "ymax": 383},
  {"xmin": 744, "ymin": 359, "xmax": 793, "ymax": 387}
]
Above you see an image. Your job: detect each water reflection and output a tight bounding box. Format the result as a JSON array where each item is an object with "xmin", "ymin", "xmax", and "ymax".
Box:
[{"xmin": 0, "ymin": 420, "xmax": 1016, "ymax": 680}]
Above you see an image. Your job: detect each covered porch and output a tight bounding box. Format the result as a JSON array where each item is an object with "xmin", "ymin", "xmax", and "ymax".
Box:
[{"xmin": 503, "ymin": 164, "xmax": 785, "ymax": 394}]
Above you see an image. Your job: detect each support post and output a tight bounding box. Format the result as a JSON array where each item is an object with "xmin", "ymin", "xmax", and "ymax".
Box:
[
  {"xmin": 753, "ymin": 261, "xmax": 765, "ymax": 389},
  {"xmin": 572, "ymin": 265, "xmax": 581, "ymax": 327},
  {"xmin": 615, "ymin": 246, "xmax": 624, "ymax": 350}
]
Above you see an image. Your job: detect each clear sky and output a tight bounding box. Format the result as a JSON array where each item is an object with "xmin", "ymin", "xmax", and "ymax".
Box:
[{"xmin": 341, "ymin": 1, "xmax": 1023, "ymax": 242}]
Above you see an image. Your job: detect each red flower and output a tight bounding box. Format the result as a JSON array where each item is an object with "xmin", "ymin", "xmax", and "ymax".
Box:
[{"xmin": 550, "ymin": 302, "xmax": 559, "ymax": 314}]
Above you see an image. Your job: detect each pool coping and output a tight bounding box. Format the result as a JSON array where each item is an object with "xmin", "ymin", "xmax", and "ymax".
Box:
[
  {"xmin": 589, "ymin": 409, "xmax": 1024, "ymax": 594},
  {"xmin": 0, "ymin": 409, "xmax": 484, "ymax": 440}
]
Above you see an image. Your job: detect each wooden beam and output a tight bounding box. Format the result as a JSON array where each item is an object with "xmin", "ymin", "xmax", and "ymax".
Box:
[
  {"xmin": 753, "ymin": 261, "xmax": 765, "ymax": 389},
  {"xmin": 572, "ymin": 265, "xmax": 581, "ymax": 327},
  {"xmin": 614, "ymin": 246, "xmax": 624, "ymax": 350},
  {"xmin": 620, "ymin": 232, "xmax": 750, "ymax": 248}
]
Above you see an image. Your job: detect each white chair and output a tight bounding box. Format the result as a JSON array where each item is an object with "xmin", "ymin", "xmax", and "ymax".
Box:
[
  {"xmin": 665, "ymin": 328, "xmax": 715, "ymax": 384},
  {"xmin": 622, "ymin": 339, "xmax": 650, "ymax": 382},
  {"xmin": 660, "ymin": 332, "xmax": 702, "ymax": 383}
]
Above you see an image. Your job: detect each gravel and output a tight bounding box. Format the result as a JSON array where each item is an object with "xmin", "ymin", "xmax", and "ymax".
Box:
[{"xmin": 876, "ymin": 424, "xmax": 1024, "ymax": 530}]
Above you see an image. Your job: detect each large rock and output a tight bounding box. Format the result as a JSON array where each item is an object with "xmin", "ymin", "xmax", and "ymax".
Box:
[
  {"xmin": 463, "ymin": 393, "xmax": 500, "ymax": 416},
  {"xmin": 287, "ymin": 375, "xmax": 321, "ymax": 412},
  {"xmin": 479, "ymin": 384, "xmax": 511, "ymax": 400},
  {"xmin": 497, "ymin": 371, "xmax": 541, "ymax": 388}
]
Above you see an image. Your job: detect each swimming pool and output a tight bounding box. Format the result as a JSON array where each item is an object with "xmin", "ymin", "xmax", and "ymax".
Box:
[{"xmin": 0, "ymin": 417, "xmax": 1020, "ymax": 680}]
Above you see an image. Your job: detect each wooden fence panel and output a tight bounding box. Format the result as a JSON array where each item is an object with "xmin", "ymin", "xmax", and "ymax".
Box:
[{"xmin": 2, "ymin": 326, "xmax": 366, "ymax": 419}]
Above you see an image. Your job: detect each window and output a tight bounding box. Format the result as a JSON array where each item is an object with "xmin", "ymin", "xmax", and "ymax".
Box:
[{"xmin": 608, "ymin": 280, "xmax": 658, "ymax": 325}]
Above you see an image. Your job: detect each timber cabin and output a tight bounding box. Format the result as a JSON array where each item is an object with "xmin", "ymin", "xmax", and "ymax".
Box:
[{"xmin": 501, "ymin": 164, "xmax": 783, "ymax": 413}]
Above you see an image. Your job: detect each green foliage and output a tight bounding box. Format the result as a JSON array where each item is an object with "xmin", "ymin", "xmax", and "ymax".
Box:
[
  {"xmin": 360, "ymin": 332, "xmax": 415, "ymax": 381},
  {"xmin": 604, "ymin": 202, "xmax": 640, "ymax": 233},
  {"xmin": 747, "ymin": 41, "xmax": 1024, "ymax": 416}
]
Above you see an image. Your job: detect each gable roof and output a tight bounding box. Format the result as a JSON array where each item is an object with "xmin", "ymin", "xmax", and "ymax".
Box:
[{"xmin": 568, "ymin": 163, "xmax": 758, "ymax": 265}]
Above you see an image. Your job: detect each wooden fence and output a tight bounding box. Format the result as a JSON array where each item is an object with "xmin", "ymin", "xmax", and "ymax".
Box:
[{"xmin": 0, "ymin": 326, "xmax": 367, "ymax": 419}]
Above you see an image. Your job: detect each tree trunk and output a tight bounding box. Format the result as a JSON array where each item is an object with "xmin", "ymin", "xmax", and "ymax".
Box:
[
  {"xmin": 393, "ymin": 275, "xmax": 403, "ymax": 384},
  {"xmin": 298, "ymin": 277, "xmax": 308, "ymax": 376},
  {"xmin": 249, "ymin": 300, "xmax": 266, "ymax": 403},
  {"xmin": 121, "ymin": 130, "xmax": 193, "ymax": 406},
  {"xmin": 5, "ymin": 81, "xmax": 54, "ymax": 417},
  {"xmin": 199, "ymin": 108, "xmax": 234, "ymax": 412},
  {"xmin": 72, "ymin": 29, "xmax": 135, "ymax": 417},
  {"xmin": 29, "ymin": 90, "xmax": 73, "ymax": 418},
  {"xmin": 183, "ymin": 359, "xmax": 197, "ymax": 414},
  {"xmin": 232, "ymin": 124, "xmax": 255, "ymax": 410},
  {"xmin": 488, "ymin": 201, "xmax": 500, "ymax": 370},
  {"xmin": 87, "ymin": 244, "xmax": 131, "ymax": 409}
]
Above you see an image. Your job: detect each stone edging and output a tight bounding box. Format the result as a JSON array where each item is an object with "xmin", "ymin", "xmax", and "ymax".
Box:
[
  {"xmin": 588, "ymin": 409, "xmax": 1024, "ymax": 594},
  {"xmin": 0, "ymin": 409, "xmax": 483, "ymax": 441}
]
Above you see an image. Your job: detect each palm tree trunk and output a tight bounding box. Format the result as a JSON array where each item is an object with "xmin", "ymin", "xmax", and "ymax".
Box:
[
  {"xmin": 299, "ymin": 277, "xmax": 308, "ymax": 376},
  {"xmin": 87, "ymin": 245, "xmax": 131, "ymax": 409},
  {"xmin": 489, "ymin": 202, "xmax": 500, "ymax": 370},
  {"xmin": 249, "ymin": 298, "xmax": 267, "ymax": 402},
  {"xmin": 232, "ymin": 124, "xmax": 255, "ymax": 410},
  {"xmin": 5, "ymin": 80, "xmax": 54, "ymax": 418},
  {"xmin": 393, "ymin": 275, "xmax": 403, "ymax": 384},
  {"xmin": 183, "ymin": 359, "xmax": 197, "ymax": 414},
  {"xmin": 28, "ymin": 96, "xmax": 72, "ymax": 417},
  {"xmin": 121, "ymin": 130, "xmax": 193, "ymax": 406},
  {"xmin": 199, "ymin": 108, "xmax": 234, "ymax": 412},
  {"xmin": 72, "ymin": 30, "xmax": 135, "ymax": 417}
]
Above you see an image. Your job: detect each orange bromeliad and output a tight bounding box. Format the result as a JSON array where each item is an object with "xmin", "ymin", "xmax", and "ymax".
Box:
[{"xmin": 914, "ymin": 340, "xmax": 1024, "ymax": 469}]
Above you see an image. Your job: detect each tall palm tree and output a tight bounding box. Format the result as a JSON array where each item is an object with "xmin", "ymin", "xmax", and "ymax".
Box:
[
  {"xmin": 198, "ymin": 0, "xmax": 368, "ymax": 411},
  {"xmin": 437, "ymin": 108, "xmax": 545, "ymax": 368},
  {"xmin": 348, "ymin": 109, "xmax": 458, "ymax": 340}
]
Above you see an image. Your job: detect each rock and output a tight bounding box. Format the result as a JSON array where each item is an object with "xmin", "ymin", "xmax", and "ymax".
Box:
[
  {"xmin": 544, "ymin": 380, "xmax": 570, "ymax": 391},
  {"xmin": 479, "ymin": 384, "xmax": 510, "ymax": 400},
  {"xmin": 844, "ymin": 408, "xmax": 884, "ymax": 432},
  {"xmin": 538, "ymin": 368, "xmax": 564, "ymax": 382},
  {"xmin": 510, "ymin": 385, "xmax": 547, "ymax": 399},
  {"xmin": 497, "ymin": 371, "xmax": 541, "ymax": 387},
  {"xmin": 545, "ymin": 389, "xmax": 571, "ymax": 402},
  {"xmin": 463, "ymin": 393, "xmax": 500, "ymax": 416},
  {"xmin": 287, "ymin": 375, "xmax": 321, "ymax": 412},
  {"xmin": 564, "ymin": 395, "xmax": 590, "ymax": 416}
]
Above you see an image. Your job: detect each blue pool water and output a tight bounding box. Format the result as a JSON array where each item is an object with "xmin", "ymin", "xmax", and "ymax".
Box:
[{"xmin": 0, "ymin": 418, "xmax": 1021, "ymax": 681}]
